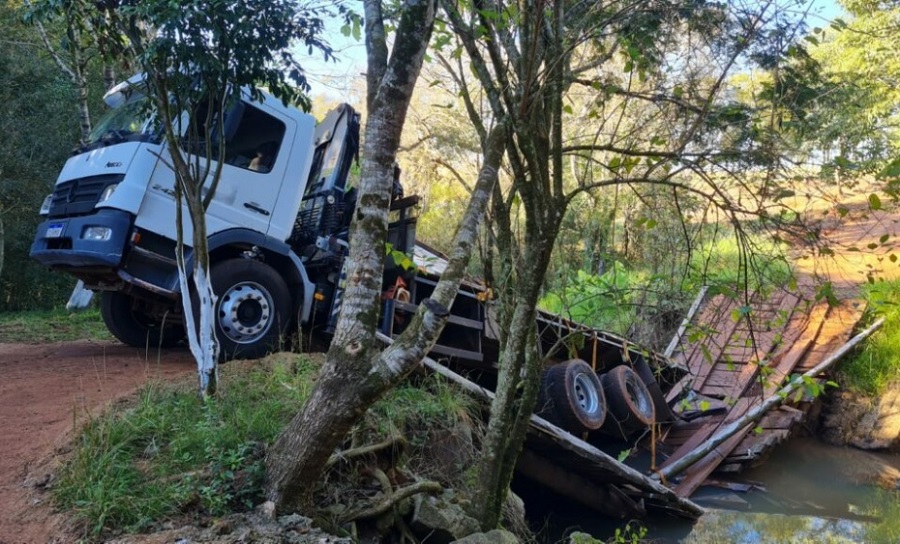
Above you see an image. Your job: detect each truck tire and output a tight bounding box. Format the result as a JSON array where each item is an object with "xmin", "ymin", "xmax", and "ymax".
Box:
[
  {"xmin": 209, "ymin": 259, "xmax": 291, "ymax": 360},
  {"xmin": 601, "ymin": 365, "xmax": 655, "ymax": 436},
  {"xmin": 100, "ymin": 291, "xmax": 183, "ymax": 348},
  {"xmin": 538, "ymin": 359, "xmax": 606, "ymax": 433}
]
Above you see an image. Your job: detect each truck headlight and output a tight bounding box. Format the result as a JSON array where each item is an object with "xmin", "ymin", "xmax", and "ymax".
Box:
[
  {"xmin": 39, "ymin": 194, "xmax": 52, "ymax": 216},
  {"xmin": 98, "ymin": 183, "xmax": 119, "ymax": 203},
  {"xmin": 82, "ymin": 226, "xmax": 112, "ymax": 241}
]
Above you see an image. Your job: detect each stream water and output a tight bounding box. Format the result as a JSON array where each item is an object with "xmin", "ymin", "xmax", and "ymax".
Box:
[{"xmin": 519, "ymin": 436, "xmax": 900, "ymax": 543}]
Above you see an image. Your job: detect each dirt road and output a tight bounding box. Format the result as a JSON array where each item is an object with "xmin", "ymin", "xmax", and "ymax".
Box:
[{"xmin": 0, "ymin": 341, "xmax": 194, "ymax": 543}]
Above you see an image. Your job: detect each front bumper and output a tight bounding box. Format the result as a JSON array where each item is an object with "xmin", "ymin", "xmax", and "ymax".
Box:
[{"xmin": 30, "ymin": 208, "xmax": 132, "ymax": 268}]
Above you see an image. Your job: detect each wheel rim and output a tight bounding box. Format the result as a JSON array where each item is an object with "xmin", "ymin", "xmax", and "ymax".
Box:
[
  {"xmin": 217, "ymin": 281, "xmax": 274, "ymax": 344},
  {"xmin": 572, "ymin": 371, "xmax": 601, "ymax": 414},
  {"xmin": 626, "ymin": 378, "xmax": 654, "ymax": 420}
]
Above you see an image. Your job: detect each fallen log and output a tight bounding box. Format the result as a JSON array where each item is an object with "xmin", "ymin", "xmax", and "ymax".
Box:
[{"xmin": 654, "ymin": 317, "xmax": 885, "ymax": 484}]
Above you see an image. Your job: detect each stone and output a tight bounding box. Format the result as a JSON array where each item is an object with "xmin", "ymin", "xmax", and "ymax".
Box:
[
  {"xmin": 451, "ymin": 529, "xmax": 519, "ymax": 544},
  {"xmin": 823, "ymin": 387, "xmax": 900, "ymax": 450},
  {"xmin": 501, "ymin": 491, "xmax": 529, "ymax": 540},
  {"xmin": 409, "ymin": 491, "xmax": 481, "ymax": 544}
]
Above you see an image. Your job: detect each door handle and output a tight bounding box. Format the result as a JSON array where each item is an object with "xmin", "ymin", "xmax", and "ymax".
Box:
[{"xmin": 243, "ymin": 202, "xmax": 271, "ymax": 216}]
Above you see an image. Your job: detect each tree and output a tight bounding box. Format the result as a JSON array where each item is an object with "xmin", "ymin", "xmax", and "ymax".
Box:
[
  {"xmin": 23, "ymin": 0, "xmax": 99, "ymax": 143},
  {"xmin": 91, "ymin": 0, "xmax": 334, "ymax": 396},
  {"xmin": 808, "ymin": 0, "xmax": 900, "ymax": 177},
  {"xmin": 264, "ymin": 0, "xmax": 509, "ymax": 512},
  {"xmin": 0, "ymin": 0, "xmax": 88, "ymax": 311},
  {"xmin": 436, "ymin": 0, "xmax": 816, "ymax": 529}
]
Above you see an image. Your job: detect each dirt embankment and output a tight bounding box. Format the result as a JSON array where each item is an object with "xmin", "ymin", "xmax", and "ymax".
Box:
[{"xmin": 0, "ymin": 341, "xmax": 194, "ymax": 543}]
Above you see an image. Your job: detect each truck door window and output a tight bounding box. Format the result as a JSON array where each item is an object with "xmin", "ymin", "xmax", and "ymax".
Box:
[{"xmin": 189, "ymin": 101, "xmax": 286, "ymax": 174}]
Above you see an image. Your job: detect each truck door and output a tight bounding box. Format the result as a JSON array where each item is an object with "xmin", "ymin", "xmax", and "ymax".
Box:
[{"xmin": 137, "ymin": 101, "xmax": 293, "ymax": 241}]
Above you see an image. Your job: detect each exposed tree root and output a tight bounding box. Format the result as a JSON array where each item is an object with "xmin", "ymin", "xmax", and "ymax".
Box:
[
  {"xmin": 338, "ymin": 480, "xmax": 442, "ymax": 524},
  {"xmin": 326, "ymin": 435, "xmax": 407, "ymax": 469}
]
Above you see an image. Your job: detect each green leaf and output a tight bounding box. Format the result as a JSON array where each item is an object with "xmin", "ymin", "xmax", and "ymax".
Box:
[
  {"xmin": 699, "ymin": 400, "xmax": 710, "ymax": 411},
  {"xmin": 869, "ymin": 193, "xmax": 882, "ymax": 211},
  {"xmin": 617, "ymin": 448, "xmax": 631, "ymax": 462},
  {"xmin": 563, "ymin": 104, "xmax": 573, "ymax": 115},
  {"xmin": 673, "ymin": 85, "xmax": 684, "ymax": 98}
]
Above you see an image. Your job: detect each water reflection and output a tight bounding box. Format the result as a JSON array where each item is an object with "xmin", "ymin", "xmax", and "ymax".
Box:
[
  {"xmin": 683, "ymin": 510, "xmax": 865, "ymax": 543},
  {"xmin": 661, "ymin": 436, "xmax": 900, "ymax": 543}
]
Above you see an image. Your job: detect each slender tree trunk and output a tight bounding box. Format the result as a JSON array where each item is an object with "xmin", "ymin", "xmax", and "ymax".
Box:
[{"xmin": 469, "ymin": 228, "xmax": 560, "ymax": 529}]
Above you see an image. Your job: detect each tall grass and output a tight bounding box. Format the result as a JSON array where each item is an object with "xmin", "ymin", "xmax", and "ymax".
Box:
[
  {"xmin": 839, "ymin": 278, "xmax": 900, "ymax": 395},
  {"xmin": 540, "ymin": 233, "xmax": 793, "ymax": 336},
  {"xmin": 55, "ymin": 354, "xmax": 318, "ymax": 536}
]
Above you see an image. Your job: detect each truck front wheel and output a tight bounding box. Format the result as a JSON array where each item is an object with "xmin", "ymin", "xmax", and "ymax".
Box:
[
  {"xmin": 101, "ymin": 291, "xmax": 184, "ymax": 349},
  {"xmin": 209, "ymin": 259, "xmax": 291, "ymax": 360}
]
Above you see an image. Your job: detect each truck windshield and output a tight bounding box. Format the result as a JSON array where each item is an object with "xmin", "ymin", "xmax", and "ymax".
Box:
[{"xmin": 84, "ymin": 96, "xmax": 158, "ymax": 149}]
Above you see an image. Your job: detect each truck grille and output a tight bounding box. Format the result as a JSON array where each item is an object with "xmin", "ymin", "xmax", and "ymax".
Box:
[{"xmin": 47, "ymin": 174, "xmax": 125, "ymax": 218}]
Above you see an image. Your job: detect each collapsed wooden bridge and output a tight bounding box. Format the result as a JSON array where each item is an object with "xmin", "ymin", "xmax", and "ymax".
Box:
[{"xmin": 658, "ymin": 287, "xmax": 868, "ymax": 498}]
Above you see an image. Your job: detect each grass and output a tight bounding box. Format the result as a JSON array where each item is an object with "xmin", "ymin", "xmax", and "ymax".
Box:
[
  {"xmin": 539, "ymin": 232, "xmax": 794, "ymax": 336},
  {"xmin": 55, "ymin": 353, "xmax": 318, "ymax": 536},
  {"xmin": 0, "ymin": 307, "xmax": 111, "ymax": 343},
  {"xmin": 54, "ymin": 354, "xmax": 479, "ymax": 539},
  {"xmin": 838, "ymin": 278, "xmax": 900, "ymax": 395},
  {"xmin": 687, "ymin": 234, "xmax": 793, "ymax": 296}
]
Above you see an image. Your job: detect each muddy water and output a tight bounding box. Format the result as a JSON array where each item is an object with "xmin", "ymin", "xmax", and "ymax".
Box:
[
  {"xmin": 650, "ymin": 436, "xmax": 900, "ymax": 543},
  {"xmin": 519, "ymin": 436, "xmax": 900, "ymax": 543}
]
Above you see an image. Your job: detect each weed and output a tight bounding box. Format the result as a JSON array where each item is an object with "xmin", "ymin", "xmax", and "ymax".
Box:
[{"xmin": 839, "ymin": 278, "xmax": 900, "ymax": 395}]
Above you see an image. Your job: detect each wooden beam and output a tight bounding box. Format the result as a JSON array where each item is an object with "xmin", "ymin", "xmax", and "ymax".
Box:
[{"xmin": 665, "ymin": 286, "xmax": 709, "ymax": 359}]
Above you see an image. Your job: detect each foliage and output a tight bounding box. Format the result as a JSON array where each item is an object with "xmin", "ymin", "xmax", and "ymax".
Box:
[
  {"xmin": 0, "ymin": 1, "xmax": 107, "ymax": 311},
  {"xmin": 0, "ymin": 307, "xmax": 110, "ymax": 343},
  {"xmin": 809, "ymin": 1, "xmax": 900, "ymax": 173},
  {"xmin": 838, "ymin": 278, "xmax": 900, "ymax": 395},
  {"xmin": 54, "ymin": 354, "xmax": 318, "ymax": 537},
  {"xmin": 540, "ymin": 263, "xmax": 645, "ymax": 336}
]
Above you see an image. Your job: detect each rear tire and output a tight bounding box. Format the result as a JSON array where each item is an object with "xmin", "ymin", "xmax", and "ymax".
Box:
[
  {"xmin": 208, "ymin": 259, "xmax": 291, "ymax": 360},
  {"xmin": 100, "ymin": 291, "xmax": 183, "ymax": 348},
  {"xmin": 537, "ymin": 359, "xmax": 606, "ymax": 433},
  {"xmin": 601, "ymin": 365, "xmax": 655, "ymax": 436}
]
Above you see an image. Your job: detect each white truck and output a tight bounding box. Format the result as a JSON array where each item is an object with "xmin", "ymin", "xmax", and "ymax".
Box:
[{"xmin": 30, "ymin": 80, "xmax": 419, "ymax": 359}]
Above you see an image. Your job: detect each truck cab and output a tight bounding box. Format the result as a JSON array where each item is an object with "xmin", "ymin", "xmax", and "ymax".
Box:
[{"xmin": 29, "ymin": 80, "xmax": 388, "ymax": 358}]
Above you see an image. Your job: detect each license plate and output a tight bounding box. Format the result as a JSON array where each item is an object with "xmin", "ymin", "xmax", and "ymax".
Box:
[{"xmin": 45, "ymin": 223, "xmax": 65, "ymax": 238}]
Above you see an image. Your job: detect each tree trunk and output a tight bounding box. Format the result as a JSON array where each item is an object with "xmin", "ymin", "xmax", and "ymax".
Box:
[{"xmin": 266, "ymin": 117, "xmax": 507, "ymax": 511}]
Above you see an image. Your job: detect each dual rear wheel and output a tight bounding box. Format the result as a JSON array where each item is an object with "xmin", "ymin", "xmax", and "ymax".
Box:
[{"xmin": 536, "ymin": 360, "xmax": 656, "ymax": 437}]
